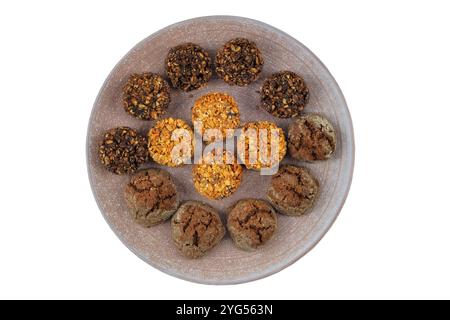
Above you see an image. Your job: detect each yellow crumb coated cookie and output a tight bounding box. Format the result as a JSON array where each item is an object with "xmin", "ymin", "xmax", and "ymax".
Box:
[
  {"xmin": 237, "ymin": 121, "xmax": 286, "ymax": 170},
  {"xmin": 192, "ymin": 150, "xmax": 243, "ymax": 199},
  {"xmin": 148, "ymin": 118, "xmax": 194, "ymax": 167}
]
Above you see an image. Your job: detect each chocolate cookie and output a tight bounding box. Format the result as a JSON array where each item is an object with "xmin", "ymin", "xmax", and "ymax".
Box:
[
  {"xmin": 98, "ymin": 127, "xmax": 148, "ymax": 175},
  {"xmin": 260, "ymin": 71, "xmax": 309, "ymax": 118},
  {"xmin": 122, "ymin": 73, "xmax": 171, "ymax": 120},
  {"xmin": 215, "ymin": 38, "xmax": 264, "ymax": 86},
  {"xmin": 165, "ymin": 43, "xmax": 212, "ymax": 92},
  {"xmin": 171, "ymin": 201, "xmax": 225, "ymax": 258},
  {"xmin": 288, "ymin": 114, "xmax": 336, "ymax": 161},
  {"xmin": 267, "ymin": 165, "xmax": 319, "ymax": 216},
  {"xmin": 227, "ymin": 199, "xmax": 277, "ymax": 251},
  {"xmin": 124, "ymin": 169, "xmax": 179, "ymax": 227}
]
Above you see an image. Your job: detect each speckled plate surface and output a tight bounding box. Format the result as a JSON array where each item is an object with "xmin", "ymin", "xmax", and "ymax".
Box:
[{"xmin": 86, "ymin": 16, "xmax": 354, "ymax": 285}]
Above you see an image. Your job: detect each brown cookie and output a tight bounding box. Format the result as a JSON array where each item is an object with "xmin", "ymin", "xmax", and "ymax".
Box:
[
  {"xmin": 124, "ymin": 169, "xmax": 179, "ymax": 227},
  {"xmin": 171, "ymin": 201, "xmax": 225, "ymax": 258},
  {"xmin": 288, "ymin": 114, "xmax": 336, "ymax": 161},
  {"xmin": 165, "ymin": 43, "xmax": 212, "ymax": 91},
  {"xmin": 260, "ymin": 71, "xmax": 309, "ymax": 118},
  {"xmin": 122, "ymin": 73, "xmax": 171, "ymax": 120},
  {"xmin": 267, "ymin": 165, "xmax": 319, "ymax": 216},
  {"xmin": 98, "ymin": 127, "xmax": 148, "ymax": 175},
  {"xmin": 215, "ymin": 38, "xmax": 264, "ymax": 86},
  {"xmin": 227, "ymin": 199, "xmax": 277, "ymax": 251}
]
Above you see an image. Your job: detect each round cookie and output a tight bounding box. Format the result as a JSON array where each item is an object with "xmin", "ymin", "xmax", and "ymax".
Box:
[
  {"xmin": 98, "ymin": 127, "xmax": 148, "ymax": 175},
  {"xmin": 192, "ymin": 150, "xmax": 243, "ymax": 199},
  {"xmin": 227, "ymin": 199, "xmax": 277, "ymax": 251},
  {"xmin": 148, "ymin": 118, "xmax": 194, "ymax": 167},
  {"xmin": 122, "ymin": 73, "xmax": 171, "ymax": 120},
  {"xmin": 171, "ymin": 201, "xmax": 225, "ymax": 259},
  {"xmin": 124, "ymin": 168, "xmax": 179, "ymax": 227},
  {"xmin": 165, "ymin": 43, "xmax": 212, "ymax": 92},
  {"xmin": 260, "ymin": 71, "xmax": 309, "ymax": 118},
  {"xmin": 237, "ymin": 121, "xmax": 287, "ymax": 170},
  {"xmin": 191, "ymin": 92, "xmax": 240, "ymax": 140},
  {"xmin": 215, "ymin": 38, "xmax": 264, "ymax": 86},
  {"xmin": 288, "ymin": 114, "xmax": 336, "ymax": 161},
  {"xmin": 267, "ymin": 165, "xmax": 319, "ymax": 216}
]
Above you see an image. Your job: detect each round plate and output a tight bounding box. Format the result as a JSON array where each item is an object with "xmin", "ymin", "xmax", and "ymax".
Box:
[{"xmin": 86, "ymin": 16, "xmax": 354, "ymax": 284}]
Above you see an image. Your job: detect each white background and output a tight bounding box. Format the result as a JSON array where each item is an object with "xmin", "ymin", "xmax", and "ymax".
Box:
[{"xmin": 0, "ymin": 0, "xmax": 449, "ymax": 300}]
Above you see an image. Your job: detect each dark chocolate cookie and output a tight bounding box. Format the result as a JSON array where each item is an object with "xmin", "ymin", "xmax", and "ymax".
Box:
[
  {"xmin": 165, "ymin": 43, "xmax": 212, "ymax": 91},
  {"xmin": 260, "ymin": 71, "xmax": 309, "ymax": 118},
  {"xmin": 215, "ymin": 38, "xmax": 264, "ymax": 86},
  {"xmin": 122, "ymin": 73, "xmax": 171, "ymax": 120},
  {"xmin": 98, "ymin": 127, "xmax": 148, "ymax": 175}
]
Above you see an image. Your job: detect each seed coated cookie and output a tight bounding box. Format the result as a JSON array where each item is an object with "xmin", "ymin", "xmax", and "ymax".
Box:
[
  {"xmin": 288, "ymin": 114, "xmax": 336, "ymax": 161},
  {"xmin": 98, "ymin": 127, "xmax": 148, "ymax": 175},
  {"xmin": 227, "ymin": 199, "xmax": 277, "ymax": 251}
]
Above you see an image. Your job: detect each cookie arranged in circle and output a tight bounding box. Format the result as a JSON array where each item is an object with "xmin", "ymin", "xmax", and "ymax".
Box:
[
  {"xmin": 267, "ymin": 165, "xmax": 319, "ymax": 216},
  {"xmin": 98, "ymin": 127, "xmax": 148, "ymax": 175},
  {"xmin": 171, "ymin": 201, "xmax": 225, "ymax": 258},
  {"xmin": 124, "ymin": 169, "xmax": 179, "ymax": 227},
  {"xmin": 215, "ymin": 38, "xmax": 264, "ymax": 86},
  {"xmin": 227, "ymin": 199, "xmax": 277, "ymax": 251},
  {"xmin": 122, "ymin": 73, "xmax": 171, "ymax": 120},
  {"xmin": 288, "ymin": 114, "xmax": 336, "ymax": 161}
]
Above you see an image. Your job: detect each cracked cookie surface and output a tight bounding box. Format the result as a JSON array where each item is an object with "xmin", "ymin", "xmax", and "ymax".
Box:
[
  {"xmin": 267, "ymin": 165, "xmax": 319, "ymax": 216},
  {"xmin": 124, "ymin": 168, "xmax": 178, "ymax": 227},
  {"xmin": 171, "ymin": 201, "xmax": 225, "ymax": 258},
  {"xmin": 227, "ymin": 199, "xmax": 277, "ymax": 251},
  {"xmin": 288, "ymin": 114, "xmax": 336, "ymax": 161}
]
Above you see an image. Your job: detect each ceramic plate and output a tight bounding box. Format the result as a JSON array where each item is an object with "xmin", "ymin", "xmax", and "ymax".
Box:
[{"xmin": 86, "ymin": 16, "xmax": 354, "ymax": 284}]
